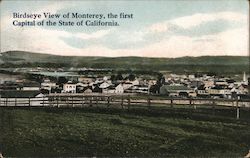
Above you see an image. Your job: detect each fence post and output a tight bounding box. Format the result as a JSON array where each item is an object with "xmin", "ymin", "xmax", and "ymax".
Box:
[
  {"xmin": 57, "ymin": 96, "xmax": 59, "ymax": 108},
  {"xmin": 121, "ymin": 96, "xmax": 124, "ymax": 109},
  {"xmin": 96, "ymin": 96, "xmax": 98, "ymax": 105},
  {"xmin": 5, "ymin": 98, "xmax": 8, "ymax": 106},
  {"xmin": 127, "ymin": 95, "xmax": 130, "ymax": 110},
  {"xmin": 211, "ymin": 99, "xmax": 215, "ymax": 115},
  {"xmin": 90, "ymin": 97, "xmax": 93, "ymax": 107},
  {"xmin": 236, "ymin": 107, "xmax": 240, "ymax": 119},
  {"xmin": 236, "ymin": 100, "xmax": 240, "ymax": 119},
  {"xmin": 43, "ymin": 96, "xmax": 45, "ymax": 107},
  {"xmin": 15, "ymin": 97, "xmax": 17, "ymax": 107},
  {"xmin": 107, "ymin": 96, "xmax": 110, "ymax": 107},
  {"xmin": 170, "ymin": 98, "xmax": 173, "ymax": 108},
  {"xmin": 82, "ymin": 96, "xmax": 84, "ymax": 107},
  {"xmin": 28, "ymin": 97, "xmax": 31, "ymax": 107},
  {"xmin": 190, "ymin": 99, "xmax": 196, "ymax": 109},
  {"xmin": 147, "ymin": 95, "xmax": 151, "ymax": 108}
]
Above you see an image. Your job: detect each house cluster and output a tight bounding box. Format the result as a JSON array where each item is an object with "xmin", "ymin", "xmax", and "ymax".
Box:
[
  {"xmin": 0, "ymin": 72, "xmax": 249, "ymax": 99},
  {"xmin": 0, "ymin": 75, "xmax": 151, "ymax": 97},
  {"xmin": 160, "ymin": 72, "xmax": 249, "ymax": 99},
  {"xmin": 44, "ymin": 76, "xmax": 151, "ymax": 94}
]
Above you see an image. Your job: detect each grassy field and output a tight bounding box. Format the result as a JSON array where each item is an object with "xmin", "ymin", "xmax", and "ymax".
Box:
[{"xmin": 0, "ymin": 106, "xmax": 250, "ymax": 157}]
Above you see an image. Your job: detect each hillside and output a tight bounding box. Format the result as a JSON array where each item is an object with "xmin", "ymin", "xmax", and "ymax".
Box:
[{"xmin": 0, "ymin": 51, "xmax": 249, "ymax": 73}]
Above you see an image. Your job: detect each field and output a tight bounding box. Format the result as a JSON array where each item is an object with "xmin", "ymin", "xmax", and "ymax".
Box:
[{"xmin": 0, "ymin": 106, "xmax": 250, "ymax": 157}]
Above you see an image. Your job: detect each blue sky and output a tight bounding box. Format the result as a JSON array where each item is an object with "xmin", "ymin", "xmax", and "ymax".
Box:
[{"xmin": 0, "ymin": 0, "xmax": 249, "ymax": 57}]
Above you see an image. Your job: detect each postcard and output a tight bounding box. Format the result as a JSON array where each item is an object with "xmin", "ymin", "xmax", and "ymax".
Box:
[{"xmin": 0, "ymin": 0, "xmax": 249, "ymax": 157}]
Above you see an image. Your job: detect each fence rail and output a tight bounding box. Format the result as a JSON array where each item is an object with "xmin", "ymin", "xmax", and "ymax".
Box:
[{"xmin": 0, "ymin": 94, "xmax": 250, "ymax": 119}]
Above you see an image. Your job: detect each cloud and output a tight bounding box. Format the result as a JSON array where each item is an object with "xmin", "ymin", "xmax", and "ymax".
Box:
[
  {"xmin": 74, "ymin": 29, "xmax": 111, "ymax": 40},
  {"xmin": 1, "ymin": 25, "xmax": 114, "ymax": 56},
  {"xmin": 1, "ymin": 26, "xmax": 248, "ymax": 57},
  {"xmin": 138, "ymin": 27, "xmax": 249, "ymax": 57},
  {"xmin": 1, "ymin": 7, "xmax": 248, "ymax": 57},
  {"xmin": 149, "ymin": 11, "xmax": 247, "ymax": 32},
  {"xmin": 0, "ymin": 1, "xmax": 112, "ymax": 54},
  {"xmin": 172, "ymin": 12, "xmax": 246, "ymax": 29},
  {"xmin": 60, "ymin": 11, "xmax": 248, "ymax": 51}
]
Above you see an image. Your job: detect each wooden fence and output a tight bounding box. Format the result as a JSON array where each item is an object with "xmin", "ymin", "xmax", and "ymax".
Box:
[{"xmin": 0, "ymin": 94, "xmax": 250, "ymax": 119}]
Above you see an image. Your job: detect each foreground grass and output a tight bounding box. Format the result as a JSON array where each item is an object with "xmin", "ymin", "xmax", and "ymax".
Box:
[{"xmin": 0, "ymin": 106, "xmax": 250, "ymax": 157}]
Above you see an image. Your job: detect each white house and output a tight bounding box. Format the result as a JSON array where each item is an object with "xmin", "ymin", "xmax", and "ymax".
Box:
[
  {"xmin": 30, "ymin": 93, "xmax": 48, "ymax": 106},
  {"xmin": 215, "ymin": 80, "xmax": 228, "ymax": 86},
  {"xmin": 99, "ymin": 82, "xmax": 111, "ymax": 89},
  {"xmin": 122, "ymin": 82, "xmax": 133, "ymax": 90},
  {"xmin": 63, "ymin": 82, "xmax": 77, "ymax": 93},
  {"xmin": 115, "ymin": 84, "xmax": 124, "ymax": 94},
  {"xmin": 204, "ymin": 80, "xmax": 214, "ymax": 88},
  {"xmin": 188, "ymin": 75, "xmax": 195, "ymax": 79},
  {"xmin": 131, "ymin": 79, "xmax": 140, "ymax": 86},
  {"xmin": 103, "ymin": 85, "xmax": 115, "ymax": 94}
]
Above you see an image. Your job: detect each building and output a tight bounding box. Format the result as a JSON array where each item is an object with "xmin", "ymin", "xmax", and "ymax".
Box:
[
  {"xmin": 99, "ymin": 82, "xmax": 111, "ymax": 89},
  {"xmin": 160, "ymin": 85, "xmax": 194, "ymax": 97},
  {"xmin": 196, "ymin": 85, "xmax": 210, "ymax": 97},
  {"xmin": 83, "ymin": 87, "xmax": 93, "ymax": 93},
  {"xmin": 41, "ymin": 80, "xmax": 57, "ymax": 91},
  {"xmin": 121, "ymin": 82, "xmax": 133, "ymax": 90},
  {"xmin": 78, "ymin": 77, "xmax": 94, "ymax": 83},
  {"xmin": 22, "ymin": 82, "xmax": 40, "ymax": 91},
  {"xmin": 238, "ymin": 84, "xmax": 248, "ymax": 94},
  {"xmin": 103, "ymin": 85, "xmax": 116, "ymax": 94},
  {"xmin": 115, "ymin": 84, "xmax": 124, "ymax": 94},
  {"xmin": 63, "ymin": 82, "xmax": 77, "ymax": 93},
  {"xmin": 208, "ymin": 86, "xmax": 232, "ymax": 98},
  {"xmin": 0, "ymin": 90, "xmax": 47, "ymax": 106}
]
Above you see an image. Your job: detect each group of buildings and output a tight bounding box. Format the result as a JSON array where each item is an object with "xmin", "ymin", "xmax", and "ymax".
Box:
[
  {"xmin": 160, "ymin": 73, "xmax": 249, "ymax": 99},
  {"xmin": 0, "ymin": 71, "xmax": 249, "ymax": 99}
]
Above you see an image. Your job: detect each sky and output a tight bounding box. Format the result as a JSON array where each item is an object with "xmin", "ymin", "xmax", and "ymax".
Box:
[{"xmin": 0, "ymin": 0, "xmax": 249, "ymax": 57}]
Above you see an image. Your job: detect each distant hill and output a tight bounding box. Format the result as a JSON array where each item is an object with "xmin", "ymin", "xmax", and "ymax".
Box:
[{"xmin": 0, "ymin": 51, "xmax": 249, "ymax": 73}]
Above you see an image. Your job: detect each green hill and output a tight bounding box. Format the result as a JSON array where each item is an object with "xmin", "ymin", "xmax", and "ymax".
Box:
[{"xmin": 0, "ymin": 51, "xmax": 249, "ymax": 73}]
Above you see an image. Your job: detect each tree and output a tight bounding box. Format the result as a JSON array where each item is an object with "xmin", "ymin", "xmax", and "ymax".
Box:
[
  {"xmin": 150, "ymin": 85, "xmax": 160, "ymax": 94},
  {"xmin": 110, "ymin": 74, "xmax": 116, "ymax": 81},
  {"xmin": 40, "ymin": 89, "xmax": 49, "ymax": 94},
  {"xmin": 57, "ymin": 77, "xmax": 68, "ymax": 87},
  {"xmin": 128, "ymin": 74, "xmax": 136, "ymax": 81},
  {"xmin": 51, "ymin": 87, "xmax": 62, "ymax": 93},
  {"xmin": 116, "ymin": 73, "xmax": 123, "ymax": 80},
  {"xmin": 157, "ymin": 73, "xmax": 165, "ymax": 85},
  {"xmin": 25, "ymin": 73, "xmax": 44, "ymax": 83}
]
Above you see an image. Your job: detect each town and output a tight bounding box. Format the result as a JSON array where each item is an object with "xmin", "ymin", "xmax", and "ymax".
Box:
[{"xmin": 0, "ymin": 67, "xmax": 249, "ymax": 100}]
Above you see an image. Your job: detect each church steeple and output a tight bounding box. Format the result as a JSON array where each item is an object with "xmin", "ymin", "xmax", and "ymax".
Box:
[{"xmin": 243, "ymin": 72, "xmax": 247, "ymax": 82}]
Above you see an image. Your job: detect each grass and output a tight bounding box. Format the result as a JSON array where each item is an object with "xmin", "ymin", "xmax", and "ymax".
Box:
[{"xmin": 0, "ymin": 106, "xmax": 250, "ymax": 157}]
